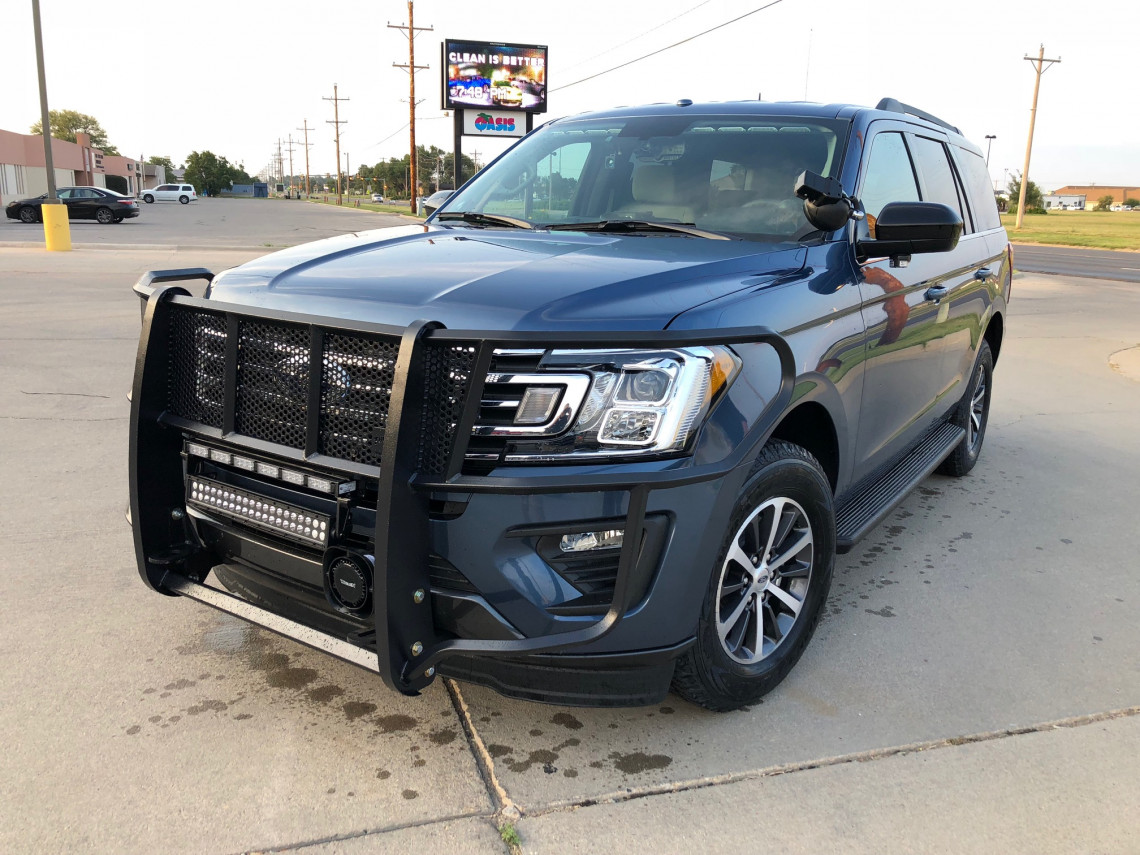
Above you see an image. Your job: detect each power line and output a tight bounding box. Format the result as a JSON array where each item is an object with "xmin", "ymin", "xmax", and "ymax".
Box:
[
  {"xmin": 560, "ymin": 0, "xmax": 714, "ymax": 73},
  {"xmin": 552, "ymin": 0, "xmax": 787, "ymax": 93}
]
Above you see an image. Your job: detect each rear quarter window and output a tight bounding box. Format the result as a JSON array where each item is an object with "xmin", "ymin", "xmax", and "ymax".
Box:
[{"xmin": 953, "ymin": 148, "xmax": 1002, "ymax": 232}]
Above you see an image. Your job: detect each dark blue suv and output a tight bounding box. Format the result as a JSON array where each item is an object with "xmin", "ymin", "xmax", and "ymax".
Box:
[{"xmin": 129, "ymin": 98, "xmax": 1010, "ymax": 710}]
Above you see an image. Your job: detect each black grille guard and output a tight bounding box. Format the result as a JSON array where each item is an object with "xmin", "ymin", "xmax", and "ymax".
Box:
[{"xmin": 129, "ymin": 270, "xmax": 795, "ymax": 696}]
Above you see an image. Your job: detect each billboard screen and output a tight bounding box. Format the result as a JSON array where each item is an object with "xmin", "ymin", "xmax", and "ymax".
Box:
[{"xmin": 443, "ymin": 39, "xmax": 548, "ymax": 113}]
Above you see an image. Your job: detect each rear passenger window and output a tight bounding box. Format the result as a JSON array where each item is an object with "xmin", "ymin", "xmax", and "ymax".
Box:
[
  {"xmin": 909, "ymin": 136, "xmax": 965, "ymax": 225},
  {"xmin": 859, "ymin": 132, "xmax": 919, "ymax": 222},
  {"xmin": 953, "ymin": 148, "xmax": 1001, "ymax": 232}
]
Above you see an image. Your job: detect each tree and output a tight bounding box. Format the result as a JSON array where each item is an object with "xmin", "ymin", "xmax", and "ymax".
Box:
[
  {"xmin": 1095, "ymin": 195, "xmax": 1115, "ymax": 212},
  {"xmin": 1006, "ymin": 173, "xmax": 1043, "ymax": 213},
  {"xmin": 183, "ymin": 150, "xmax": 254, "ymax": 197},
  {"xmin": 1123, "ymin": 198, "xmax": 1140, "ymax": 209},
  {"xmin": 30, "ymin": 109, "xmax": 119, "ymax": 155}
]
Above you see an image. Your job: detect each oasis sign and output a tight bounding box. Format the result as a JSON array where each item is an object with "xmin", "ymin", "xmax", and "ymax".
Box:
[
  {"xmin": 443, "ymin": 38, "xmax": 548, "ymax": 113},
  {"xmin": 463, "ymin": 110, "xmax": 526, "ymax": 137}
]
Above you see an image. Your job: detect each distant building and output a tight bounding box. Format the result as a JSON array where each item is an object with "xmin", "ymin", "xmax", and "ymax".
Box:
[
  {"xmin": 0, "ymin": 127, "xmax": 160, "ymax": 205},
  {"xmin": 1042, "ymin": 194, "xmax": 1087, "ymax": 210},
  {"xmin": 1052, "ymin": 185, "xmax": 1139, "ymax": 208}
]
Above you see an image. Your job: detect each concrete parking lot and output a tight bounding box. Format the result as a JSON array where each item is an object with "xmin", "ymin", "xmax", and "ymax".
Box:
[{"xmin": 1, "ymin": 207, "xmax": 1137, "ymax": 854}]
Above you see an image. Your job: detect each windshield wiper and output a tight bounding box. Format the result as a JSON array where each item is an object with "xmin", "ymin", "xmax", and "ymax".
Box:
[
  {"xmin": 435, "ymin": 211, "xmax": 534, "ymax": 229},
  {"xmin": 546, "ymin": 220, "xmax": 730, "ymax": 240}
]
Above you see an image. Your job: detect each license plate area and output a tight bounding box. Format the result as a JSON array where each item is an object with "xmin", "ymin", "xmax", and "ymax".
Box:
[{"xmin": 187, "ymin": 475, "xmax": 332, "ymax": 548}]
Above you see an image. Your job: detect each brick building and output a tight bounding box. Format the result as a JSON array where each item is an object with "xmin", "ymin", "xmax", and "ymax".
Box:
[
  {"xmin": 0, "ymin": 128, "xmax": 164, "ymax": 207},
  {"xmin": 1051, "ymin": 185, "xmax": 1140, "ymax": 208}
]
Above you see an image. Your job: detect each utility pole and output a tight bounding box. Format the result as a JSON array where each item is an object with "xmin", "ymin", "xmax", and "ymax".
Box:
[
  {"xmin": 285, "ymin": 135, "xmax": 296, "ymax": 197},
  {"xmin": 324, "ymin": 84, "xmax": 349, "ymax": 205},
  {"xmin": 389, "ymin": 1, "xmax": 432, "ymax": 214},
  {"xmin": 276, "ymin": 138, "xmax": 285, "ymax": 195},
  {"xmin": 1015, "ymin": 44, "xmax": 1061, "ymax": 230},
  {"xmin": 297, "ymin": 119, "xmax": 313, "ymax": 197}
]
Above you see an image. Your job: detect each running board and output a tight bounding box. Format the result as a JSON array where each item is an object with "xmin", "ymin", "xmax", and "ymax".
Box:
[
  {"xmin": 835, "ymin": 422, "xmax": 965, "ymax": 553},
  {"xmin": 162, "ymin": 571, "xmax": 382, "ymax": 674}
]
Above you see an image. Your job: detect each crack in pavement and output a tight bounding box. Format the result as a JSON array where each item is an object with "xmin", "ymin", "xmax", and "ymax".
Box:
[
  {"xmin": 523, "ymin": 705, "xmax": 1140, "ymax": 818},
  {"xmin": 225, "ymin": 809, "xmax": 497, "ymax": 855}
]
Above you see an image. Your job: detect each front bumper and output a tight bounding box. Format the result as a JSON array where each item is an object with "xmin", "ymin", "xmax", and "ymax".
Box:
[{"xmin": 129, "ymin": 269, "xmax": 793, "ymax": 703}]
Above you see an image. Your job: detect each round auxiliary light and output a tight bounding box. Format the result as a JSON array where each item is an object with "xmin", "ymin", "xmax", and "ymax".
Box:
[{"xmin": 326, "ymin": 554, "xmax": 372, "ymax": 612}]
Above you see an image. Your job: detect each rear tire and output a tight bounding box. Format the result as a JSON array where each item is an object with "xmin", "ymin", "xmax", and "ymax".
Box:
[
  {"xmin": 18, "ymin": 206, "xmax": 38, "ymax": 223},
  {"xmin": 937, "ymin": 340, "xmax": 993, "ymax": 477},
  {"xmin": 179, "ymin": 195, "xmax": 189, "ymax": 204},
  {"xmin": 673, "ymin": 440, "xmax": 835, "ymax": 711},
  {"xmin": 95, "ymin": 207, "xmax": 115, "ymax": 224}
]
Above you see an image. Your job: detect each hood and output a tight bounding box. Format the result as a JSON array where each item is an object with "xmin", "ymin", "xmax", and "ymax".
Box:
[{"xmin": 206, "ymin": 224, "xmax": 807, "ymax": 332}]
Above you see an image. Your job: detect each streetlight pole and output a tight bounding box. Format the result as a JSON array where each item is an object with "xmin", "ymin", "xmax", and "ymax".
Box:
[
  {"xmin": 31, "ymin": 0, "xmax": 69, "ymax": 251},
  {"xmin": 984, "ymin": 135, "xmax": 996, "ymax": 167}
]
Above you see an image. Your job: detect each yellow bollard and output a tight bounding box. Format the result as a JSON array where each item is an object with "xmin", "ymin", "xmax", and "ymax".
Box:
[{"xmin": 41, "ymin": 203, "xmax": 72, "ymax": 252}]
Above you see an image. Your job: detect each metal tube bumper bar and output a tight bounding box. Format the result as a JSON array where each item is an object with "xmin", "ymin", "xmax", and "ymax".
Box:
[{"xmin": 162, "ymin": 571, "xmax": 383, "ymax": 674}]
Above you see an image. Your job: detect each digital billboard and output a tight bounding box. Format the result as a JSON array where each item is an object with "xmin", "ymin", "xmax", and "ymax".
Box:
[{"xmin": 442, "ymin": 39, "xmax": 548, "ymax": 113}]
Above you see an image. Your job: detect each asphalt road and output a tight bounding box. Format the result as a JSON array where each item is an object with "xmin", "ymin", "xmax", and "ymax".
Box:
[
  {"xmin": 1012, "ymin": 243, "xmax": 1140, "ymax": 282},
  {"xmin": 1, "ymin": 196, "xmax": 412, "ymax": 249},
  {"xmin": 1, "ymin": 207, "xmax": 1138, "ymax": 853}
]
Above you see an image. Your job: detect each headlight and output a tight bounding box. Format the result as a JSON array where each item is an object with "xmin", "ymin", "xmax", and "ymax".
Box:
[{"xmin": 494, "ymin": 346, "xmax": 740, "ymax": 462}]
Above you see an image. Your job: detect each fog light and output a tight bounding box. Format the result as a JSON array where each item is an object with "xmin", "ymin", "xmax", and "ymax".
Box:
[
  {"xmin": 232, "ymin": 455, "xmax": 256, "ymax": 471},
  {"xmin": 187, "ymin": 442, "xmax": 210, "ymax": 458},
  {"xmin": 209, "ymin": 448, "xmax": 232, "ymax": 464},
  {"xmin": 280, "ymin": 469, "xmax": 306, "ymax": 486},
  {"xmin": 515, "ymin": 387, "xmax": 561, "ymax": 425},
  {"xmin": 560, "ymin": 529, "xmax": 624, "ymax": 552}
]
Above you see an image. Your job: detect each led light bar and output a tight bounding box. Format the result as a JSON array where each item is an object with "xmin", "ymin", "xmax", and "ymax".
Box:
[
  {"xmin": 184, "ymin": 441, "xmax": 356, "ymax": 496},
  {"xmin": 187, "ymin": 475, "xmax": 330, "ymax": 546}
]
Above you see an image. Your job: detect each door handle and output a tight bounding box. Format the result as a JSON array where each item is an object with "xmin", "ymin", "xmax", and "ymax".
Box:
[
  {"xmin": 974, "ymin": 267, "xmax": 992, "ymax": 280},
  {"xmin": 924, "ymin": 284, "xmax": 950, "ymax": 303}
]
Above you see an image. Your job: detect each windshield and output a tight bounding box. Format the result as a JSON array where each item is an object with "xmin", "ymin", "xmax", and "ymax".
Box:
[{"xmin": 443, "ymin": 113, "xmax": 849, "ymax": 241}]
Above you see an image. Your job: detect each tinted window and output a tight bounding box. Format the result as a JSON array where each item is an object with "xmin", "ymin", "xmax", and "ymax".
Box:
[
  {"xmin": 953, "ymin": 148, "xmax": 1001, "ymax": 232},
  {"xmin": 859, "ymin": 132, "xmax": 919, "ymax": 220},
  {"xmin": 909, "ymin": 136, "xmax": 964, "ymax": 223},
  {"xmin": 57, "ymin": 189, "xmax": 73, "ymax": 199},
  {"xmin": 182, "ymin": 185, "xmax": 193, "ymax": 191}
]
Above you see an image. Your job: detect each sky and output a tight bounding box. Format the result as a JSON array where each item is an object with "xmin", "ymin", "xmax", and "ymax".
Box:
[{"xmin": 4, "ymin": 0, "xmax": 1137, "ymax": 192}]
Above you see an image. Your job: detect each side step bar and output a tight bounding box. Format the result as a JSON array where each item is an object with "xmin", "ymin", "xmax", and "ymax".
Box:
[
  {"xmin": 162, "ymin": 571, "xmax": 382, "ymax": 674},
  {"xmin": 835, "ymin": 422, "xmax": 966, "ymax": 552}
]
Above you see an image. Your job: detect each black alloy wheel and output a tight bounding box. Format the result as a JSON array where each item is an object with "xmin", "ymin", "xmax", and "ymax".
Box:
[
  {"xmin": 937, "ymin": 339, "xmax": 993, "ymax": 477},
  {"xmin": 95, "ymin": 207, "xmax": 115, "ymax": 224},
  {"xmin": 18, "ymin": 206, "xmax": 38, "ymax": 223},
  {"xmin": 673, "ymin": 440, "xmax": 835, "ymax": 711}
]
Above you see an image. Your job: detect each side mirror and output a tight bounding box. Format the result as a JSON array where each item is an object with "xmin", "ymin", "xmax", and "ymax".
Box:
[{"xmin": 857, "ymin": 202, "xmax": 962, "ymax": 259}]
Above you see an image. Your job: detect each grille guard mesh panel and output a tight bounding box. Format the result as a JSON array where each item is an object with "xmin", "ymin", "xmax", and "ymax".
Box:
[
  {"xmin": 165, "ymin": 305, "xmax": 473, "ymax": 471},
  {"xmin": 168, "ymin": 308, "xmax": 225, "ymax": 428}
]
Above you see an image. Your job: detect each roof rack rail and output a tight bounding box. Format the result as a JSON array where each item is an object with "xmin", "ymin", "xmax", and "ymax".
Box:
[{"xmin": 874, "ymin": 98, "xmax": 960, "ymax": 135}]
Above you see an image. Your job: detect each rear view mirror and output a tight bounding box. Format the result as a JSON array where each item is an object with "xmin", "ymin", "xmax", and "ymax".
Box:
[{"xmin": 857, "ymin": 202, "xmax": 962, "ymax": 259}]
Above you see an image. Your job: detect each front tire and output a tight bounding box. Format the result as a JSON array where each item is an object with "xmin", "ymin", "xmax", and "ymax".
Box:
[
  {"xmin": 673, "ymin": 440, "xmax": 835, "ymax": 711},
  {"xmin": 18, "ymin": 206, "xmax": 38, "ymax": 223},
  {"xmin": 143, "ymin": 194, "xmax": 154, "ymax": 204},
  {"xmin": 937, "ymin": 340, "xmax": 993, "ymax": 477}
]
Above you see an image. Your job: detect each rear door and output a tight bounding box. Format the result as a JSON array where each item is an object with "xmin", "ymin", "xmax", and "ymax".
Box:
[
  {"xmin": 851, "ymin": 126, "xmax": 952, "ymax": 479},
  {"xmin": 904, "ymin": 133, "xmax": 990, "ymax": 410}
]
